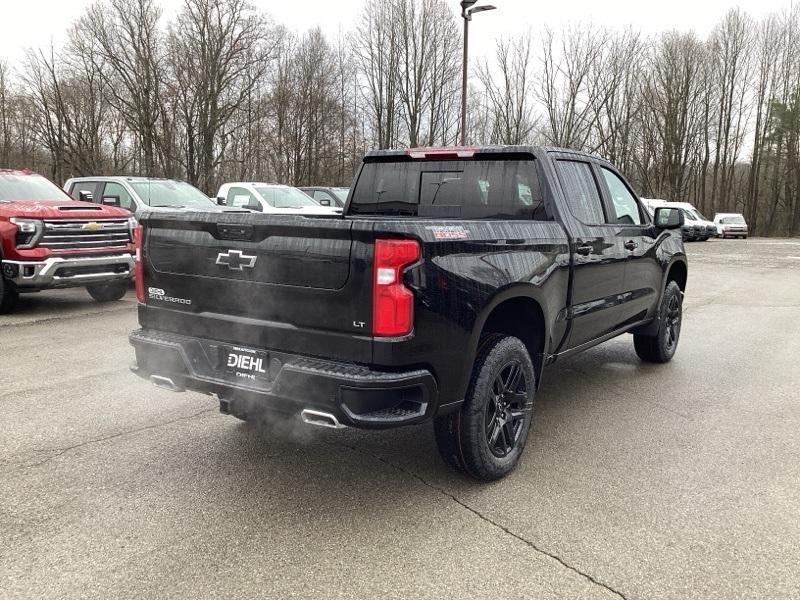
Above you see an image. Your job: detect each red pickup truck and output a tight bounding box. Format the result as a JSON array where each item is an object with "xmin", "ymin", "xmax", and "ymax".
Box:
[{"xmin": 1, "ymin": 169, "xmax": 136, "ymax": 313}]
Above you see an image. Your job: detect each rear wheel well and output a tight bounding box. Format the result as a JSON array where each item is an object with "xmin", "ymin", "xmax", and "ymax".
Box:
[
  {"xmin": 667, "ymin": 261, "xmax": 687, "ymax": 292},
  {"xmin": 481, "ymin": 297, "xmax": 545, "ymax": 384}
]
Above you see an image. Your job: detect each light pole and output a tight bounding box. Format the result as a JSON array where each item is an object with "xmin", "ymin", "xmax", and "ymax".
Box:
[{"xmin": 460, "ymin": 0, "xmax": 496, "ymax": 146}]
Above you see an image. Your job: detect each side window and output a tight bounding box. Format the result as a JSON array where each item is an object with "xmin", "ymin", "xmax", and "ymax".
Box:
[
  {"xmin": 313, "ymin": 190, "xmax": 335, "ymax": 204},
  {"xmin": 70, "ymin": 181, "xmax": 101, "ymax": 203},
  {"xmin": 555, "ymin": 160, "xmax": 605, "ymax": 224},
  {"xmin": 600, "ymin": 168, "xmax": 642, "ymax": 225},
  {"xmin": 102, "ymin": 182, "xmax": 135, "ymax": 211},
  {"xmin": 226, "ymin": 186, "xmax": 258, "ymax": 210}
]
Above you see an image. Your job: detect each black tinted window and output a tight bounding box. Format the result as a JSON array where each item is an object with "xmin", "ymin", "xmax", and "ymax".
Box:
[
  {"xmin": 350, "ymin": 159, "xmax": 547, "ymax": 220},
  {"xmin": 556, "ymin": 160, "xmax": 605, "ymax": 224}
]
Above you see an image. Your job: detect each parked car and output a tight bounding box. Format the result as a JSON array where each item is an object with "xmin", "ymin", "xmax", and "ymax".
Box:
[
  {"xmin": 642, "ymin": 198, "xmax": 701, "ymax": 241},
  {"xmin": 1, "ymin": 169, "xmax": 135, "ymax": 313},
  {"xmin": 130, "ymin": 145, "xmax": 687, "ymax": 481},
  {"xmin": 666, "ymin": 202, "xmax": 716, "ymax": 241},
  {"xmin": 714, "ymin": 213, "xmax": 749, "ymax": 238},
  {"xmin": 64, "ymin": 177, "xmax": 217, "ymax": 217},
  {"xmin": 299, "ymin": 186, "xmax": 350, "ymax": 208},
  {"xmin": 217, "ymin": 183, "xmax": 341, "ymax": 215}
]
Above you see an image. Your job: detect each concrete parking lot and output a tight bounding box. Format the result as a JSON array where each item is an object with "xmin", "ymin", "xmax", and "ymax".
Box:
[{"xmin": 2, "ymin": 239, "xmax": 799, "ymax": 600}]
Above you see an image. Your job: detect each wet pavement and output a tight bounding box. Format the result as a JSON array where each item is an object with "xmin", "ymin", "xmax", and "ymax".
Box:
[{"xmin": 2, "ymin": 238, "xmax": 799, "ymax": 599}]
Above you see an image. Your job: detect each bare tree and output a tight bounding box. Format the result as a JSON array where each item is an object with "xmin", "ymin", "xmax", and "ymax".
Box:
[
  {"xmin": 707, "ymin": 9, "xmax": 754, "ymax": 215},
  {"xmin": 167, "ymin": 0, "xmax": 277, "ymax": 193},
  {"xmin": 476, "ymin": 34, "xmax": 538, "ymax": 145},
  {"xmin": 0, "ymin": 60, "xmax": 11, "ymax": 166},
  {"xmin": 353, "ymin": 0, "xmax": 401, "ymax": 149},
  {"xmin": 537, "ymin": 25, "xmax": 608, "ymax": 149},
  {"xmin": 76, "ymin": 0, "xmax": 165, "ymax": 175}
]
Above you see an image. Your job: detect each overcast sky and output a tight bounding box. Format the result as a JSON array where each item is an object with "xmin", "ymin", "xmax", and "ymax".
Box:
[{"xmin": 0, "ymin": 0, "xmax": 794, "ymax": 67}]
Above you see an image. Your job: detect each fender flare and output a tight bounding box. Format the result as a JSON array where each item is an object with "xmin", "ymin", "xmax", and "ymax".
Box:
[
  {"xmin": 633, "ymin": 255, "xmax": 688, "ymax": 337},
  {"xmin": 457, "ymin": 284, "xmax": 553, "ymax": 398}
]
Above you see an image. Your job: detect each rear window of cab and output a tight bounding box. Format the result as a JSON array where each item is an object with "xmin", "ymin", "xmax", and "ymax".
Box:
[{"xmin": 349, "ymin": 159, "xmax": 548, "ymax": 220}]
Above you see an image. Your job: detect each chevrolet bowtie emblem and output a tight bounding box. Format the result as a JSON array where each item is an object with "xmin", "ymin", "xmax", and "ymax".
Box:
[
  {"xmin": 216, "ymin": 250, "xmax": 257, "ymax": 271},
  {"xmin": 82, "ymin": 222, "xmax": 101, "ymax": 231}
]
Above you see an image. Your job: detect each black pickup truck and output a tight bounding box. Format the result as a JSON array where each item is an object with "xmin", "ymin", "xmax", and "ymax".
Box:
[{"xmin": 130, "ymin": 146, "xmax": 687, "ymax": 480}]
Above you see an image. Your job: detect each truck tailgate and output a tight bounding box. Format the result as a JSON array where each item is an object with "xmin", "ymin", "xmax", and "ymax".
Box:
[{"xmin": 138, "ymin": 211, "xmax": 374, "ymax": 363}]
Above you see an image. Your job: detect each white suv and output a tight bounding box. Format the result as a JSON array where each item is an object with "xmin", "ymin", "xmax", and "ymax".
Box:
[
  {"xmin": 713, "ymin": 213, "xmax": 749, "ymax": 239},
  {"xmin": 668, "ymin": 202, "xmax": 717, "ymax": 241},
  {"xmin": 217, "ymin": 183, "xmax": 341, "ymax": 215}
]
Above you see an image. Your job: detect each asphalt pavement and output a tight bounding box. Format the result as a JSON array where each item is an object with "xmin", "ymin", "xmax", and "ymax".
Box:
[{"xmin": 2, "ymin": 238, "xmax": 799, "ymax": 599}]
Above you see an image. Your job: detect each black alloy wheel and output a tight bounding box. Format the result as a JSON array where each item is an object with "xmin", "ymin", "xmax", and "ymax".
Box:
[
  {"xmin": 664, "ymin": 292, "xmax": 681, "ymax": 354},
  {"xmin": 434, "ymin": 334, "xmax": 536, "ymax": 481},
  {"xmin": 485, "ymin": 360, "xmax": 529, "ymax": 458},
  {"xmin": 633, "ymin": 280, "xmax": 683, "ymax": 363}
]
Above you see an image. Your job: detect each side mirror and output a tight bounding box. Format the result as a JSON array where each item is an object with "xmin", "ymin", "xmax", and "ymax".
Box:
[
  {"xmin": 654, "ymin": 207, "xmax": 684, "ymax": 230},
  {"xmin": 216, "ymin": 196, "xmax": 226, "ymax": 206},
  {"xmin": 78, "ymin": 191, "xmax": 94, "ymax": 202},
  {"xmin": 319, "ymin": 198, "xmax": 331, "ymax": 206},
  {"xmin": 245, "ymin": 201, "xmax": 262, "ymax": 212},
  {"xmin": 102, "ymin": 195, "xmax": 121, "ymax": 207}
]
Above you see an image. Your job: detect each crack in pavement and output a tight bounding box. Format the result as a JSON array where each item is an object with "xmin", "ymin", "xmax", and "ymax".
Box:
[
  {"xmin": 0, "ymin": 304, "xmax": 135, "ymax": 329},
  {"xmin": 330, "ymin": 440, "xmax": 629, "ymax": 600},
  {"xmin": 0, "ymin": 367, "xmax": 139, "ymax": 403},
  {"xmin": 3, "ymin": 408, "xmax": 216, "ymax": 474}
]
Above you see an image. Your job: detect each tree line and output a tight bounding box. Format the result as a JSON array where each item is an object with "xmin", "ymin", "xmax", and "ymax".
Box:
[{"xmin": 1, "ymin": 0, "xmax": 799, "ymax": 235}]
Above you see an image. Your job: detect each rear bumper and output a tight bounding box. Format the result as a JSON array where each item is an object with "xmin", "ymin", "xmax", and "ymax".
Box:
[
  {"xmin": 129, "ymin": 328, "xmax": 439, "ymax": 429},
  {"xmin": 2, "ymin": 254, "xmax": 134, "ymax": 290}
]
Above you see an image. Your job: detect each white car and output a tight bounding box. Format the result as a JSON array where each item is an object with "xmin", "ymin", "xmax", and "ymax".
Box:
[
  {"xmin": 713, "ymin": 213, "xmax": 749, "ymax": 239},
  {"xmin": 667, "ymin": 202, "xmax": 717, "ymax": 241},
  {"xmin": 64, "ymin": 176, "xmax": 218, "ymax": 217},
  {"xmin": 642, "ymin": 199, "xmax": 714, "ymax": 241},
  {"xmin": 216, "ymin": 182, "xmax": 341, "ymax": 215}
]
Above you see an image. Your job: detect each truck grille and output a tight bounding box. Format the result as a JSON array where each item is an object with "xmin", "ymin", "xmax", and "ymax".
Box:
[{"xmin": 40, "ymin": 219, "xmax": 132, "ymax": 250}]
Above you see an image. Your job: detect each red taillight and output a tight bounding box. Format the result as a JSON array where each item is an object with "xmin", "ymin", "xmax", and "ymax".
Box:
[
  {"xmin": 373, "ymin": 239, "xmax": 420, "ymax": 337},
  {"xmin": 406, "ymin": 146, "xmax": 476, "ymax": 159},
  {"xmin": 134, "ymin": 225, "xmax": 145, "ymax": 302}
]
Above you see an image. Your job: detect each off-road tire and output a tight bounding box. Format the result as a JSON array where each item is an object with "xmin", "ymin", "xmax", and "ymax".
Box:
[
  {"xmin": 0, "ymin": 274, "xmax": 19, "ymax": 314},
  {"xmin": 434, "ymin": 334, "xmax": 535, "ymax": 481},
  {"xmin": 633, "ymin": 280, "xmax": 683, "ymax": 363},
  {"xmin": 86, "ymin": 282, "xmax": 128, "ymax": 303}
]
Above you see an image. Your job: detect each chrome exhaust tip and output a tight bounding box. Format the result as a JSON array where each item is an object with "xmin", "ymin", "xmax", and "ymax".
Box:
[
  {"xmin": 301, "ymin": 409, "xmax": 345, "ymax": 429},
  {"xmin": 150, "ymin": 375, "xmax": 185, "ymax": 393}
]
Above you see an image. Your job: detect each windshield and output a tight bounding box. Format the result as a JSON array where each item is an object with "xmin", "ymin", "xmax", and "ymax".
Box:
[
  {"xmin": 129, "ymin": 180, "xmax": 213, "ymax": 208},
  {"xmin": 691, "ymin": 209, "xmax": 708, "ymax": 221},
  {"xmin": 332, "ymin": 188, "xmax": 349, "ymax": 203},
  {"xmin": 255, "ymin": 186, "xmax": 319, "ymax": 209},
  {"xmin": 681, "ymin": 209, "xmax": 698, "ymax": 222},
  {"xmin": 0, "ymin": 173, "xmax": 69, "ymax": 201},
  {"xmin": 720, "ymin": 215, "xmax": 746, "ymax": 224}
]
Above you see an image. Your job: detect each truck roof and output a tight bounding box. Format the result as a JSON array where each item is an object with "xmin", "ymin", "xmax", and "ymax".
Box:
[
  {"xmin": 66, "ymin": 176, "xmax": 187, "ymax": 183},
  {"xmin": 365, "ymin": 145, "xmax": 607, "ymax": 163}
]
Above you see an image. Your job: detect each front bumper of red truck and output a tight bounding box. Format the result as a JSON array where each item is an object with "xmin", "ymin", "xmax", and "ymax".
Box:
[{"xmin": 2, "ymin": 253, "xmax": 134, "ymax": 290}]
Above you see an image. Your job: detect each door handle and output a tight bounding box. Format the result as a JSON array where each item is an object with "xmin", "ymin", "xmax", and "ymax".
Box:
[
  {"xmin": 624, "ymin": 240, "xmax": 638, "ymax": 251},
  {"xmin": 576, "ymin": 244, "xmax": 593, "ymax": 256}
]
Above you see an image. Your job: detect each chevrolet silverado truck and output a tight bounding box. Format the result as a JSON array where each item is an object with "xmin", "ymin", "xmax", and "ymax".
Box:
[
  {"xmin": 0, "ymin": 169, "xmax": 135, "ymax": 313},
  {"xmin": 130, "ymin": 146, "xmax": 688, "ymax": 480}
]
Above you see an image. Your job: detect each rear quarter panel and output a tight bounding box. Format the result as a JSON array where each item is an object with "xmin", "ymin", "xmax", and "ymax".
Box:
[{"xmin": 369, "ymin": 218, "xmax": 570, "ymax": 407}]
